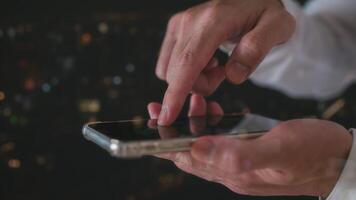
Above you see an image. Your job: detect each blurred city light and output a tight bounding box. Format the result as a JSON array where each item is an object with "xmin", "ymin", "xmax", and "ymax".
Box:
[
  {"xmin": 79, "ymin": 99, "xmax": 101, "ymax": 113},
  {"xmin": 80, "ymin": 32, "xmax": 92, "ymax": 45},
  {"xmin": 0, "ymin": 91, "xmax": 5, "ymax": 101},
  {"xmin": 8, "ymin": 159, "xmax": 21, "ymax": 169},
  {"xmin": 98, "ymin": 22, "xmax": 109, "ymax": 34},
  {"xmin": 24, "ymin": 78, "xmax": 36, "ymax": 91},
  {"xmin": 41, "ymin": 83, "xmax": 51, "ymax": 93}
]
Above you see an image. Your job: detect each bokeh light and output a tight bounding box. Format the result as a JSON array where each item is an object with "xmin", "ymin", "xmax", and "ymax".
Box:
[
  {"xmin": 8, "ymin": 159, "xmax": 21, "ymax": 169},
  {"xmin": 24, "ymin": 78, "xmax": 36, "ymax": 91},
  {"xmin": 98, "ymin": 22, "xmax": 109, "ymax": 34},
  {"xmin": 112, "ymin": 76, "xmax": 122, "ymax": 85},
  {"xmin": 1, "ymin": 142, "xmax": 15, "ymax": 153},
  {"xmin": 79, "ymin": 99, "xmax": 101, "ymax": 113},
  {"xmin": 80, "ymin": 32, "xmax": 92, "ymax": 45},
  {"xmin": 0, "ymin": 91, "xmax": 5, "ymax": 101},
  {"xmin": 41, "ymin": 83, "xmax": 51, "ymax": 93}
]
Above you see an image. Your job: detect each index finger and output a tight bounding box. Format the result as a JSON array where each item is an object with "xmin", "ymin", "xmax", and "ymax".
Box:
[{"xmin": 158, "ymin": 26, "xmax": 225, "ymax": 126}]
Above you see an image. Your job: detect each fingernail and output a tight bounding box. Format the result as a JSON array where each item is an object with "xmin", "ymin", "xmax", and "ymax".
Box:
[
  {"xmin": 231, "ymin": 63, "xmax": 250, "ymax": 83},
  {"xmin": 148, "ymin": 109, "xmax": 158, "ymax": 119},
  {"xmin": 193, "ymin": 139, "xmax": 214, "ymax": 163},
  {"xmin": 158, "ymin": 105, "xmax": 168, "ymax": 125}
]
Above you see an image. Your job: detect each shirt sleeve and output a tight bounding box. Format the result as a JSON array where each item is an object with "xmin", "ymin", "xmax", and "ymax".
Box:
[
  {"xmin": 325, "ymin": 129, "xmax": 356, "ymax": 200},
  {"xmin": 220, "ymin": 0, "xmax": 356, "ymax": 100}
]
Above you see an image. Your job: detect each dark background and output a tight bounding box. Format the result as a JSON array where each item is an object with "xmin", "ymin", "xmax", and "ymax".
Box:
[{"xmin": 0, "ymin": 0, "xmax": 355, "ymax": 200}]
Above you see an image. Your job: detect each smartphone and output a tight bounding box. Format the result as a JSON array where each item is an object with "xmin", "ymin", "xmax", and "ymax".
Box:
[{"xmin": 82, "ymin": 113, "xmax": 279, "ymax": 158}]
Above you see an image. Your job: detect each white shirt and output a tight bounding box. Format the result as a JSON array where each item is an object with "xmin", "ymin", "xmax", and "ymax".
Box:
[{"xmin": 220, "ymin": 0, "xmax": 356, "ymax": 199}]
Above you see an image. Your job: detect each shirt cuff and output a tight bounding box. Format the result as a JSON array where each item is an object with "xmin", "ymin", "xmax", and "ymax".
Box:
[{"xmin": 325, "ymin": 129, "xmax": 356, "ymax": 200}]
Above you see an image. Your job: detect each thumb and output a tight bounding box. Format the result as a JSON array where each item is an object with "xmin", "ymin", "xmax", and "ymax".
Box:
[{"xmin": 225, "ymin": 10, "xmax": 295, "ymax": 84}]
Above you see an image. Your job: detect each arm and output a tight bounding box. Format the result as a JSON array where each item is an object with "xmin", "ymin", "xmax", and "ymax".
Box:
[{"xmin": 221, "ymin": 0, "xmax": 356, "ymax": 100}]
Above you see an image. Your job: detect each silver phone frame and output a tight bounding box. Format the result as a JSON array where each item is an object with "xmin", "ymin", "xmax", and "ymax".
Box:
[{"xmin": 82, "ymin": 116, "xmax": 266, "ymax": 158}]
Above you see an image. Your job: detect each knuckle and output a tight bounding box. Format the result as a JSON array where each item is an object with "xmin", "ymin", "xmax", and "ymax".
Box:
[
  {"xmin": 240, "ymin": 34, "xmax": 266, "ymax": 66},
  {"xmin": 200, "ymin": 1, "xmax": 225, "ymax": 28},
  {"xmin": 182, "ymin": 9, "xmax": 195, "ymax": 24},
  {"xmin": 167, "ymin": 13, "xmax": 183, "ymax": 33},
  {"xmin": 177, "ymin": 50, "xmax": 195, "ymax": 66},
  {"xmin": 242, "ymin": 35, "xmax": 264, "ymax": 58},
  {"xmin": 168, "ymin": 13, "xmax": 182, "ymax": 27},
  {"xmin": 204, "ymin": 2, "xmax": 221, "ymax": 19}
]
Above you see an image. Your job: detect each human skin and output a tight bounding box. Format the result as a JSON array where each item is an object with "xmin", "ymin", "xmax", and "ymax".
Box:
[
  {"xmin": 148, "ymin": 94, "xmax": 353, "ymax": 198},
  {"xmin": 152, "ymin": 0, "xmax": 352, "ymax": 197},
  {"xmin": 155, "ymin": 0, "xmax": 296, "ymax": 126}
]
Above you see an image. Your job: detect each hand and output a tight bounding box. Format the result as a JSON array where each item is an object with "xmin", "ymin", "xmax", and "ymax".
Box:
[
  {"xmin": 148, "ymin": 95, "xmax": 353, "ymax": 198},
  {"xmin": 156, "ymin": 0, "xmax": 296, "ymax": 125},
  {"xmin": 147, "ymin": 94, "xmax": 224, "ymax": 170},
  {"xmin": 148, "ymin": 94, "xmax": 224, "ymax": 137}
]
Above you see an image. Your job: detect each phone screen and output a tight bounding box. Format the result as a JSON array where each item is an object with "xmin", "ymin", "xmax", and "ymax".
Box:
[{"xmin": 87, "ymin": 113, "xmax": 279, "ymax": 142}]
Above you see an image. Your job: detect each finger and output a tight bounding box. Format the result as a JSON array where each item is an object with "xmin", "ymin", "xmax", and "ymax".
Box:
[
  {"xmin": 188, "ymin": 94, "xmax": 207, "ymax": 117},
  {"xmin": 158, "ymin": 22, "xmax": 226, "ymax": 126},
  {"xmin": 188, "ymin": 94, "xmax": 207, "ymax": 135},
  {"xmin": 206, "ymin": 101, "xmax": 224, "ymax": 126},
  {"xmin": 147, "ymin": 119, "xmax": 158, "ymax": 129},
  {"xmin": 147, "ymin": 102, "xmax": 162, "ymax": 119},
  {"xmin": 189, "ymin": 117, "xmax": 207, "ymax": 136},
  {"xmin": 147, "ymin": 103, "xmax": 178, "ymax": 138},
  {"xmin": 192, "ymin": 66, "xmax": 226, "ymax": 96},
  {"xmin": 191, "ymin": 136, "xmax": 281, "ymax": 174},
  {"xmin": 155, "ymin": 13, "xmax": 181, "ymax": 80},
  {"xmin": 225, "ymin": 10, "xmax": 295, "ymax": 84},
  {"xmin": 207, "ymin": 101, "xmax": 224, "ymax": 116}
]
